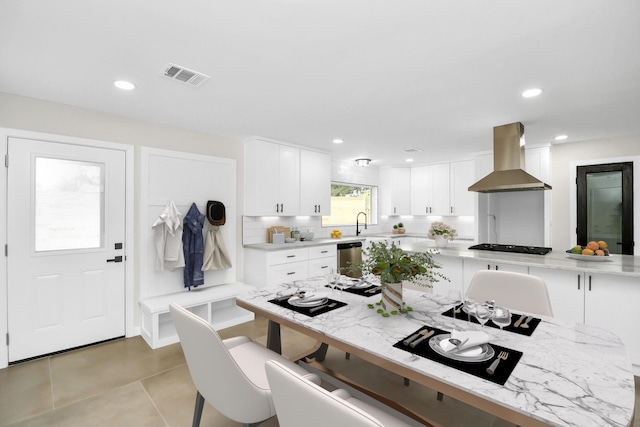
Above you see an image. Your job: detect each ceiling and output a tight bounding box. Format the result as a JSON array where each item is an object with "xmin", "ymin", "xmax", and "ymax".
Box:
[{"xmin": 2, "ymin": 1, "xmax": 640, "ymax": 167}]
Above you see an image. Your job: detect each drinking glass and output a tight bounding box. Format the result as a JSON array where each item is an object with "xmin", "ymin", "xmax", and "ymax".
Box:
[
  {"xmin": 474, "ymin": 303, "xmax": 493, "ymax": 330},
  {"xmin": 447, "ymin": 289, "xmax": 462, "ymax": 319},
  {"xmin": 327, "ymin": 268, "xmax": 340, "ymax": 295},
  {"xmin": 463, "ymin": 297, "xmax": 476, "ymax": 322},
  {"xmin": 492, "ymin": 306, "xmax": 511, "ymax": 330}
]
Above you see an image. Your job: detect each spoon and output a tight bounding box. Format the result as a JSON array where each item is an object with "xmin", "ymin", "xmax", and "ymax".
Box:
[{"xmin": 445, "ymin": 337, "xmax": 469, "ymax": 353}]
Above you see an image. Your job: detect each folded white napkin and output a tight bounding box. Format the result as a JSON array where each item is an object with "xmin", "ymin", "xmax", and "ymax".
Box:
[{"xmin": 439, "ymin": 330, "xmax": 489, "ymax": 353}]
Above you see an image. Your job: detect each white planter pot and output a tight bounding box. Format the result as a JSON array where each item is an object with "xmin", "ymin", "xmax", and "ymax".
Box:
[{"xmin": 434, "ymin": 235, "xmax": 449, "ymax": 248}]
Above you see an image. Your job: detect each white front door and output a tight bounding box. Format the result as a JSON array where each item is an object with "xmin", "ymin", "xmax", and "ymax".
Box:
[{"xmin": 7, "ymin": 138, "xmax": 126, "ymax": 362}]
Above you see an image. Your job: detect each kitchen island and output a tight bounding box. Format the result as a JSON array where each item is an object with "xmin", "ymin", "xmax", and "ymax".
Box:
[{"xmin": 402, "ymin": 241, "xmax": 640, "ymax": 374}]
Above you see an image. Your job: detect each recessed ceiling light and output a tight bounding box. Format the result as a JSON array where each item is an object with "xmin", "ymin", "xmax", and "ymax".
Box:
[
  {"xmin": 332, "ymin": 138, "xmax": 344, "ymax": 144},
  {"xmin": 522, "ymin": 88, "xmax": 542, "ymax": 98},
  {"xmin": 554, "ymin": 135, "xmax": 568, "ymax": 141},
  {"xmin": 406, "ymin": 158, "xmax": 414, "ymax": 163},
  {"xmin": 114, "ymin": 80, "xmax": 135, "ymax": 90}
]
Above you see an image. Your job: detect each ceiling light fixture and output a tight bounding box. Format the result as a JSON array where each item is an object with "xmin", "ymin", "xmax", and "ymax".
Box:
[
  {"xmin": 406, "ymin": 158, "xmax": 414, "ymax": 163},
  {"xmin": 114, "ymin": 80, "xmax": 135, "ymax": 90},
  {"xmin": 522, "ymin": 88, "xmax": 542, "ymax": 98},
  {"xmin": 355, "ymin": 158, "xmax": 371, "ymax": 167},
  {"xmin": 554, "ymin": 135, "xmax": 568, "ymax": 141},
  {"xmin": 333, "ymin": 138, "xmax": 344, "ymax": 144}
]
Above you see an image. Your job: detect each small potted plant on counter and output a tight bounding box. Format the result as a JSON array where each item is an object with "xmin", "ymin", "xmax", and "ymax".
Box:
[
  {"xmin": 428, "ymin": 221, "xmax": 457, "ymax": 248},
  {"xmin": 397, "ymin": 222, "xmax": 405, "ymax": 234}
]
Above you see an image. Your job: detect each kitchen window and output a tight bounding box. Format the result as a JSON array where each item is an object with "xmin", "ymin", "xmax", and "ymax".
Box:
[{"xmin": 322, "ymin": 182, "xmax": 377, "ymax": 227}]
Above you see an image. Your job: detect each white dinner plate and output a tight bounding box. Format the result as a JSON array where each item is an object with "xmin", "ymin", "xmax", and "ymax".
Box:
[
  {"xmin": 288, "ymin": 294, "xmax": 329, "ymax": 308},
  {"xmin": 566, "ymin": 253, "xmax": 613, "ymax": 262},
  {"xmin": 428, "ymin": 334, "xmax": 495, "ymax": 362}
]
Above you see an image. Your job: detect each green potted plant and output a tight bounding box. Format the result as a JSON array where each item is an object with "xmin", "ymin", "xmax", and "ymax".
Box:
[
  {"xmin": 397, "ymin": 222, "xmax": 405, "ymax": 234},
  {"xmin": 392, "ymin": 224, "xmax": 399, "ymax": 234},
  {"xmin": 355, "ymin": 241, "xmax": 448, "ymax": 316}
]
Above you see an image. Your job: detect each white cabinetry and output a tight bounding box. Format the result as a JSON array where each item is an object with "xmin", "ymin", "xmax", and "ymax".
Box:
[
  {"xmin": 449, "ymin": 160, "xmax": 475, "ymax": 216},
  {"xmin": 244, "ymin": 245, "xmax": 337, "ymax": 287},
  {"xmin": 245, "ymin": 139, "xmax": 300, "ymax": 216},
  {"xmin": 410, "ymin": 161, "xmax": 475, "ymax": 216},
  {"xmin": 462, "ymin": 259, "xmax": 528, "ymax": 294},
  {"xmin": 380, "ymin": 168, "xmax": 411, "ymax": 215},
  {"xmin": 300, "ymin": 150, "xmax": 331, "ymax": 216},
  {"xmin": 430, "ymin": 255, "xmax": 464, "ymax": 296},
  {"xmin": 139, "ymin": 283, "xmax": 255, "ymax": 349},
  {"xmin": 530, "ymin": 267, "xmax": 640, "ymax": 366}
]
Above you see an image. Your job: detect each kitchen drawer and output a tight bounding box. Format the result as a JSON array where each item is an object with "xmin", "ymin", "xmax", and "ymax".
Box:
[
  {"xmin": 308, "ymin": 256, "xmax": 336, "ymax": 277},
  {"xmin": 267, "ymin": 261, "xmax": 308, "ymax": 286},
  {"xmin": 309, "ymin": 245, "xmax": 337, "ymax": 259},
  {"xmin": 267, "ymin": 248, "xmax": 309, "ymax": 265}
]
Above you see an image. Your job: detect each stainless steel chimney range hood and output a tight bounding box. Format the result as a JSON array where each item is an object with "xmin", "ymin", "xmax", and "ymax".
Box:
[{"xmin": 468, "ymin": 122, "xmax": 552, "ymax": 193}]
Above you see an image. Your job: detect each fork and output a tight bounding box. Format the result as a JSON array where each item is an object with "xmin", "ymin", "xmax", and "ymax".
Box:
[{"xmin": 486, "ymin": 351, "xmax": 508, "ymax": 375}]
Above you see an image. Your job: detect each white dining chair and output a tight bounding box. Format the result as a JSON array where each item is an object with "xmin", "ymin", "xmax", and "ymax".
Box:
[
  {"xmin": 169, "ymin": 303, "xmax": 321, "ymax": 427},
  {"xmin": 265, "ymin": 360, "xmax": 429, "ymax": 427},
  {"xmin": 465, "ymin": 270, "xmax": 554, "ymax": 317}
]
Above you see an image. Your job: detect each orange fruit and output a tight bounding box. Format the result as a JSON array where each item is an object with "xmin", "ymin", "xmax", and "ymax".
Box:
[
  {"xmin": 597, "ymin": 240, "xmax": 608, "ymax": 249},
  {"xmin": 582, "ymin": 248, "xmax": 595, "ymax": 256},
  {"xmin": 586, "ymin": 241, "xmax": 599, "ymax": 251},
  {"xmin": 595, "ymin": 250, "xmax": 605, "ymax": 256}
]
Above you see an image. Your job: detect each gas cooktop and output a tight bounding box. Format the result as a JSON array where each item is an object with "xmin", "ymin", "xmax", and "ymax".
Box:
[{"xmin": 469, "ymin": 243, "xmax": 552, "ymax": 255}]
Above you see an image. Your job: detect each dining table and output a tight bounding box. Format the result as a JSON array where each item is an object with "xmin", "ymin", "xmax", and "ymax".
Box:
[{"xmin": 235, "ymin": 276, "xmax": 635, "ymax": 427}]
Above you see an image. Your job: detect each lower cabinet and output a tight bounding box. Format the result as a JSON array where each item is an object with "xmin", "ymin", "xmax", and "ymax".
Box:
[
  {"xmin": 430, "ymin": 255, "xmax": 464, "ymax": 296},
  {"xmin": 244, "ymin": 245, "xmax": 337, "ymax": 288},
  {"xmin": 531, "ymin": 267, "xmax": 640, "ymax": 366}
]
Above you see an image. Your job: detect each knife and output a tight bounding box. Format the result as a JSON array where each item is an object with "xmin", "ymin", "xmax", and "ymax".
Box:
[
  {"xmin": 513, "ymin": 314, "xmax": 526, "ymax": 328},
  {"xmin": 409, "ymin": 329, "xmax": 435, "ymax": 348}
]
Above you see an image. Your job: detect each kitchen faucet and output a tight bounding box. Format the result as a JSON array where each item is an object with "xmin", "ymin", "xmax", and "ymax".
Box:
[{"xmin": 356, "ymin": 212, "xmax": 367, "ymax": 236}]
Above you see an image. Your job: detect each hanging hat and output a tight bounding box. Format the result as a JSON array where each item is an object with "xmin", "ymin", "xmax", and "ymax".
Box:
[{"xmin": 206, "ymin": 200, "xmax": 226, "ymax": 226}]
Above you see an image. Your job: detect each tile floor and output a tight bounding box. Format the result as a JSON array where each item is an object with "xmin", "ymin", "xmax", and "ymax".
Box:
[{"xmin": 0, "ymin": 316, "xmax": 637, "ymax": 427}]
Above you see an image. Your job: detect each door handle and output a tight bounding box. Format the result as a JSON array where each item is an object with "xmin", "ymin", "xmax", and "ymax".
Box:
[{"xmin": 107, "ymin": 256, "xmax": 123, "ymax": 263}]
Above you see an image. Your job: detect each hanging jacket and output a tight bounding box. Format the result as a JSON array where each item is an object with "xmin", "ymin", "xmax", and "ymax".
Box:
[
  {"xmin": 152, "ymin": 200, "xmax": 185, "ymax": 271},
  {"xmin": 202, "ymin": 226, "xmax": 232, "ymax": 271},
  {"xmin": 182, "ymin": 203, "xmax": 205, "ymax": 289}
]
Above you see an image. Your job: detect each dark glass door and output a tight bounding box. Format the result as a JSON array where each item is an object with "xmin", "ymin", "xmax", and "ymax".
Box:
[{"xmin": 577, "ymin": 162, "xmax": 634, "ymax": 255}]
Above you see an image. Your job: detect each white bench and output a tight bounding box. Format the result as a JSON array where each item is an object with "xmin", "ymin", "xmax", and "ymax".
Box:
[{"xmin": 139, "ymin": 282, "xmax": 255, "ymax": 349}]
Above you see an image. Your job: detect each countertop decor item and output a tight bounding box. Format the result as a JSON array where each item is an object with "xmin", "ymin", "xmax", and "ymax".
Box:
[
  {"xmin": 428, "ymin": 221, "xmax": 456, "ymax": 247},
  {"xmin": 351, "ymin": 241, "xmax": 448, "ymax": 316}
]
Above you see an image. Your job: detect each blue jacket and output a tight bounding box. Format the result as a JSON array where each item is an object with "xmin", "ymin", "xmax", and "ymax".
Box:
[{"xmin": 182, "ymin": 203, "xmax": 205, "ymax": 289}]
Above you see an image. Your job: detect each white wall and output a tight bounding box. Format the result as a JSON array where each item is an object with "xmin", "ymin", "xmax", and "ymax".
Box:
[
  {"xmin": 551, "ymin": 134, "xmax": 640, "ymax": 251},
  {"xmin": 0, "ymin": 92, "xmax": 245, "ymax": 330}
]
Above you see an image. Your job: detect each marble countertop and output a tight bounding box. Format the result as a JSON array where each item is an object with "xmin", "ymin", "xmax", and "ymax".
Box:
[
  {"xmin": 244, "ymin": 236, "xmax": 366, "ymax": 251},
  {"xmin": 237, "ymin": 279, "xmax": 635, "ymax": 427}
]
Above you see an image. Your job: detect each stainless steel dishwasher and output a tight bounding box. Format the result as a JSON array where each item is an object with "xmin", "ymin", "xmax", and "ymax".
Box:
[{"xmin": 337, "ymin": 241, "xmax": 363, "ymax": 277}]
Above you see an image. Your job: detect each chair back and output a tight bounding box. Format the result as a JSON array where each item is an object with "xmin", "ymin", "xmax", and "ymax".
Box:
[
  {"xmin": 265, "ymin": 360, "xmax": 385, "ymax": 427},
  {"xmin": 465, "ymin": 270, "xmax": 553, "ymax": 316},
  {"xmin": 169, "ymin": 303, "xmax": 273, "ymax": 422}
]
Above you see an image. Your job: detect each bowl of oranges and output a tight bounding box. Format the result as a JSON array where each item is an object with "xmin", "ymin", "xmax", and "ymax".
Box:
[{"xmin": 565, "ymin": 241, "xmax": 613, "ymax": 261}]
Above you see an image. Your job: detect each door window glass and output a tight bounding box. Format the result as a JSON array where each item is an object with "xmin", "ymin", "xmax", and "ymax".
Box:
[{"xmin": 35, "ymin": 157, "xmax": 104, "ymax": 251}]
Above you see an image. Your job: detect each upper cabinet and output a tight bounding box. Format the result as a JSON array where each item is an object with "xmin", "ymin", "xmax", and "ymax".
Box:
[
  {"xmin": 300, "ymin": 149, "xmax": 331, "ymax": 216},
  {"xmin": 244, "ymin": 138, "xmax": 330, "ymax": 217},
  {"xmin": 410, "ymin": 160, "xmax": 475, "ymax": 216},
  {"xmin": 379, "ymin": 168, "xmax": 411, "ymax": 215}
]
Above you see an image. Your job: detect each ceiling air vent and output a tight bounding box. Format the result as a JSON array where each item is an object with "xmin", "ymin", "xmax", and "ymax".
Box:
[
  {"xmin": 403, "ymin": 148, "xmax": 423, "ymax": 153},
  {"xmin": 162, "ymin": 63, "xmax": 210, "ymax": 87}
]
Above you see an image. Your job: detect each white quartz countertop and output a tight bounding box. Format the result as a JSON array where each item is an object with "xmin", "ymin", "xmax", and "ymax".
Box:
[
  {"xmin": 244, "ymin": 236, "xmax": 366, "ymax": 251},
  {"xmin": 238, "ymin": 280, "xmax": 635, "ymax": 427},
  {"xmin": 405, "ymin": 242, "xmax": 640, "ymax": 277}
]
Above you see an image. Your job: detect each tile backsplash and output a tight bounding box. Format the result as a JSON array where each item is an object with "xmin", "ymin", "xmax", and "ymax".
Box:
[{"xmin": 242, "ymin": 215, "xmax": 475, "ymax": 245}]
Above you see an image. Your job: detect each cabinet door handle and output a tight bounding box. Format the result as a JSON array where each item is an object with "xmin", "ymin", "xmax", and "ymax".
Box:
[
  {"xmin": 321, "ymin": 250, "xmax": 328, "ymax": 254},
  {"xmin": 287, "ymin": 255, "xmax": 296, "ymax": 258},
  {"xmin": 317, "ymin": 204, "xmax": 320, "ymax": 212},
  {"xmin": 450, "ymin": 206, "xmax": 453, "ymax": 214},
  {"xmin": 487, "ymin": 264, "xmax": 491, "ymax": 270},
  {"xmin": 495, "ymin": 265, "xmax": 499, "ymax": 270},
  {"xmin": 276, "ymin": 204, "xmax": 279, "ymax": 213},
  {"xmin": 286, "ymin": 272, "xmax": 295, "ymax": 275},
  {"xmin": 429, "ymin": 207, "xmax": 432, "ymax": 213},
  {"xmin": 280, "ymin": 203, "xmax": 284, "ymax": 212},
  {"xmin": 577, "ymin": 275, "xmax": 581, "ymax": 290},
  {"xmin": 588, "ymin": 275, "xmax": 592, "ymax": 291}
]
